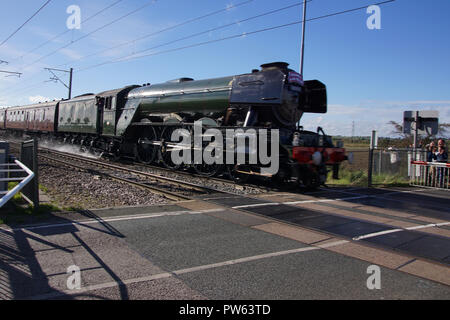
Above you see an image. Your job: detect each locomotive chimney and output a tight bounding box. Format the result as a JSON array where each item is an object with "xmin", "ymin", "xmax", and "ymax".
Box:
[{"xmin": 260, "ymin": 62, "xmax": 289, "ymax": 71}]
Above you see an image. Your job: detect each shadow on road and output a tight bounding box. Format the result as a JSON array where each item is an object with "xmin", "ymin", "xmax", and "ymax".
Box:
[{"xmin": 0, "ymin": 209, "xmax": 128, "ymax": 300}]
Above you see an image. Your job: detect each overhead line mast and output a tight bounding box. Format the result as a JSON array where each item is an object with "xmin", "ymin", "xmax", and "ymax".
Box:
[
  {"xmin": 44, "ymin": 67, "xmax": 73, "ymax": 99},
  {"xmin": 299, "ymin": 0, "xmax": 307, "ymax": 76},
  {"xmin": 0, "ymin": 70, "xmax": 22, "ymax": 77}
]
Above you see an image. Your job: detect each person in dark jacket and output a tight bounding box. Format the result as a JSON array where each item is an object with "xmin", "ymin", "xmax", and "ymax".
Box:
[
  {"xmin": 436, "ymin": 145, "xmax": 448, "ymax": 163},
  {"xmin": 426, "ymin": 142, "xmax": 437, "ymax": 162},
  {"xmin": 436, "ymin": 145, "xmax": 448, "ymax": 187}
]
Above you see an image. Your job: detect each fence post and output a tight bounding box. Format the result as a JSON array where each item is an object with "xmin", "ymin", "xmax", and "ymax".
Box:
[
  {"xmin": 368, "ymin": 148, "xmax": 373, "ymax": 187},
  {"xmin": 0, "ymin": 141, "xmax": 9, "ymax": 192},
  {"xmin": 368, "ymin": 130, "xmax": 377, "ymax": 187},
  {"xmin": 20, "ymin": 139, "xmax": 39, "ymax": 209}
]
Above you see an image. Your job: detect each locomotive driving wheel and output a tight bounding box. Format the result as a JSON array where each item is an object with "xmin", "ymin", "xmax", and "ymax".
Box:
[
  {"xmin": 158, "ymin": 125, "xmax": 185, "ymax": 170},
  {"xmin": 192, "ymin": 124, "xmax": 222, "ymax": 177},
  {"xmin": 135, "ymin": 126, "xmax": 157, "ymax": 164},
  {"xmin": 193, "ymin": 162, "xmax": 221, "ymax": 177}
]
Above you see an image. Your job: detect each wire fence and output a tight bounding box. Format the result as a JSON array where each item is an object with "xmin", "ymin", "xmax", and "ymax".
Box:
[{"xmin": 337, "ymin": 148, "xmax": 439, "ymax": 187}]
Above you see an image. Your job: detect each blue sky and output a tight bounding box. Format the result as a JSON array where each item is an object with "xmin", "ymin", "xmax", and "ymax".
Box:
[{"xmin": 0, "ymin": 0, "xmax": 449, "ymax": 137}]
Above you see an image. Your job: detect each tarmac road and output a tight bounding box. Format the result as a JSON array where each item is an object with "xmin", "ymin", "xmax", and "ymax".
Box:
[{"xmin": 0, "ymin": 186, "xmax": 449, "ymax": 300}]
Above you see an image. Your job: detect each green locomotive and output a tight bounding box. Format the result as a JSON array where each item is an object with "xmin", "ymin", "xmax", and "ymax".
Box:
[{"xmin": 1, "ymin": 62, "xmax": 347, "ymax": 187}]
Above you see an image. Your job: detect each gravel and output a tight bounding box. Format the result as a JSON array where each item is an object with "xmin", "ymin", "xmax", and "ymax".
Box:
[{"xmin": 39, "ymin": 159, "xmax": 169, "ymax": 209}]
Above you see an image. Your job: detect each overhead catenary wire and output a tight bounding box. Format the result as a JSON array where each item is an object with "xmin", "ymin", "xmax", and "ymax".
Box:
[
  {"xmin": 78, "ymin": 0, "xmax": 396, "ymax": 73},
  {"xmin": 22, "ymin": 0, "xmax": 158, "ymax": 70},
  {"xmin": 1, "ymin": 0, "xmax": 254, "ymax": 95},
  {"xmin": 56, "ymin": 0, "xmax": 255, "ymax": 68},
  {"xmin": 65, "ymin": 0, "xmax": 310, "ymax": 71},
  {"xmin": 0, "ymin": 0, "xmax": 126, "ymax": 97},
  {"xmin": 2, "ymin": 0, "xmax": 397, "ymax": 102},
  {"xmin": 9, "ymin": 0, "xmax": 124, "ymax": 65},
  {"xmin": 0, "ymin": 0, "xmax": 52, "ymax": 47},
  {"xmin": 0, "ymin": 0, "xmax": 152, "ymax": 96}
]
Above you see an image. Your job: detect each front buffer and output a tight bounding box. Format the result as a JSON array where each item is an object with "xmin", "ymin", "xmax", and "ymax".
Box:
[{"xmin": 290, "ymin": 129, "xmax": 347, "ymax": 189}]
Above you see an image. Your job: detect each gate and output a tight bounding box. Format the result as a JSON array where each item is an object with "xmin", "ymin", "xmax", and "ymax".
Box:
[{"xmin": 410, "ymin": 161, "xmax": 449, "ymax": 189}]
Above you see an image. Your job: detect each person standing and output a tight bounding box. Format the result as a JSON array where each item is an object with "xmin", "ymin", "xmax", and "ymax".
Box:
[
  {"xmin": 436, "ymin": 145, "xmax": 448, "ymax": 187},
  {"xmin": 427, "ymin": 142, "xmax": 437, "ymax": 162},
  {"xmin": 426, "ymin": 142, "xmax": 437, "ymax": 185}
]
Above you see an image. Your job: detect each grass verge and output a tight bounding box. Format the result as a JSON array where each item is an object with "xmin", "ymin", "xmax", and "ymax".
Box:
[
  {"xmin": 327, "ymin": 168, "xmax": 410, "ymax": 187},
  {"xmin": 0, "ymin": 182, "xmax": 63, "ymax": 225}
]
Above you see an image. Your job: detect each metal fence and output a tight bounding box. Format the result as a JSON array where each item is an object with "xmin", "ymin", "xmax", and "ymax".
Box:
[
  {"xmin": 410, "ymin": 161, "xmax": 449, "ymax": 189},
  {"xmin": 341, "ymin": 148, "xmax": 449, "ymax": 188},
  {"xmin": 342, "ymin": 148, "xmax": 425, "ymax": 179},
  {"xmin": 372, "ymin": 148, "xmax": 427, "ymax": 178},
  {"xmin": 0, "ymin": 141, "xmax": 37, "ymax": 208}
]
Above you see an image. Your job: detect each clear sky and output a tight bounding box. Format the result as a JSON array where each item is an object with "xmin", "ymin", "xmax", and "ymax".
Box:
[{"xmin": 0, "ymin": 0, "xmax": 449, "ymax": 137}]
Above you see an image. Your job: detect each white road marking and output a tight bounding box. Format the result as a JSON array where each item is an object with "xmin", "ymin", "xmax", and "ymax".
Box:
[
  {"xmin": 0, "ymin": 208, "xmax": 224, "ymax": 233},
  {"xmin": 230, "ymin": 195, "xmax": 370, "ymax": 209},
  {"xmin": 283, "ymin": 195, "xmax": 369, "ymax": 205},
  {"xmin": 27, "ymin": 239, "xmax": 348, "ymax": 300},
  {"xmin": 352, "ymin": 222, "xmax": 450, "ymax": 241},
  {"xmin": 435, "ymin": 222, "xmax": 450, "ymax": 227},
  {"xmin": 353, "ymin": 229, "xmax": 402, "ymax": 241},
  {"xmin": 315, "ymin": 240, "xmax": 350, "ymax": 248},
  {"xmin": 232, "ymin": 202, "xmax": 279, "ymax": 209},
  {"xmin": 406, "ymin": 222, "xmax": 450, "ymax": 230}
]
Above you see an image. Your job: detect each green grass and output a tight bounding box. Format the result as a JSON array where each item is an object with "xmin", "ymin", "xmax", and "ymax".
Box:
[
  {"xmin": 327, "ymin": 168, "xmax": 410, "ymax": 187},
  {"xmin": 39, "ymin": 183, "xmax": 49, "ymax": 193},
  {"xmin": 0, "ymin": 182, "xmax": 63, "ymax": 225}
]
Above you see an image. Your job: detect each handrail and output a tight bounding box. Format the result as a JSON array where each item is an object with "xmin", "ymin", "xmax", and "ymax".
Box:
[
  {"xmin": 0, "ymin": 160, "xmax": 35, "ymax": 208},
  {"xmin": 411, "ymin": 160, "xmax": 450, "ymax": 168}
]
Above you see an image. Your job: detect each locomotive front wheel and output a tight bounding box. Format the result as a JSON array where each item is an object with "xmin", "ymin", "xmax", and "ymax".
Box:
[
  {"xmin": 136, "ymin": 127, "xmax": 157, "ymax": 164},
  {"xmin": 302, "ymin": 172, "xmax": 320, "ymax": 190}
]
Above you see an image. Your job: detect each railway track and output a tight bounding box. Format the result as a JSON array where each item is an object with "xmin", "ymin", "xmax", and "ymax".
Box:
[
  {"xmin": 38, "ymin": 148, "xmax": 220, "ymax": 201},
  {"xmin": 4, "ymin": 137, "xmax": 276, "ymax": 202},
  {"xmin": 36, "ymin": 146, "xmax": 271, "ymax": 202},
  {"xmin": 40, "ymin": 153, "xmax": 191, "ymax": 202},
  {"xmin": 120, "ymin": 158, "xmax": 274, "ymax": 193}
]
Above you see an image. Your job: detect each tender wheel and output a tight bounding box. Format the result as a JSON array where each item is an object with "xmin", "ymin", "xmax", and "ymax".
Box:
[{"xmin": 136, "ymin": 127, "xmax": 157, "ymax": 164}]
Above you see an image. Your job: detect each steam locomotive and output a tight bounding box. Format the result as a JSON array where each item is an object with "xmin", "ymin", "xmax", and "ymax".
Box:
[{"xmin": 0, "ymin": 62, "xmax": 347, "ymax": 188}]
